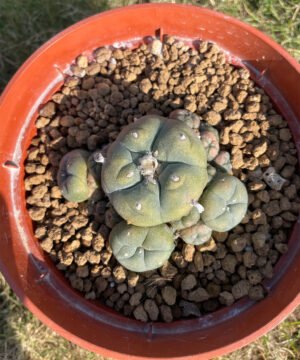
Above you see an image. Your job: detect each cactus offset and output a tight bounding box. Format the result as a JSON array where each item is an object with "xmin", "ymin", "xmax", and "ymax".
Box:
[
  {"xmin": 179, "ymin": 221, "xmax": 212, "ymax": 245},
  {"xmin": 57, "ymin": 149, "xmax": 98, "ymax": 203},
  {"xmin": 200, "ymin": 174, "xmax": 248, "ymax": 232},
  {"xmin": 169, "ymin": 109, "xmax": 201, "ymax": 129},
  {"xmin": 212, "ymin": 151, "xmax": 233, "ymax": 174},
  {"xmin": 109, "ymin": 222, "xmax": 175, "ymax": 272},
  {"xmin": 199, "ymin": 124, "xmax": 220, "ymax": 161}
]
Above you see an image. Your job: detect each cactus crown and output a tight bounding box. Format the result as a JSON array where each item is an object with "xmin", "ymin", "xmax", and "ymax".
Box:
[
  {"xmin": 138, "ymin": 152, "xmax": 159, "ymax": 183},
  {"xmin": 101, "ymin": 115, "xmax": 208, "ymax": 227}
]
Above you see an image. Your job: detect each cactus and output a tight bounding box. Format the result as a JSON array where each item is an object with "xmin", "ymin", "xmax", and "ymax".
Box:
[
  {"xmin": 179, "ymin": 221, "xmax": 212, "ymax": 245},
  {"xmin": 207, "ymin": 164, "xmax": 217, "ymax": 183},
  {"xmin": 212, "ymin": 151, "xmax": 232, "ymax": 174},
  {"xmin": 109, "ymin": 222, "xmax": 175, "ymax": 272},
  {"xmin": 57, "ymin": 149, "xmax": 98, "ymax": 202},
  {"xmin": 170, "ymin": 207, "xmax": 201, "ymax": 231},
  {"xmin": 102, "ymin": 115, "xmax": 208, "ymax": 227},
  {"xmin": 56, "ymin": 110, "xmax": 249, "ymax": 272},
  {"xmin": 169, "ymin": 109, "xmax": 201, "ymax": 129},
  {"xmin": 200, "ymin": 124, "xmax": 220, "ymax": 161},
  {"xmin": 200, "ymin": 174, "xmax": 248, "ymax": 232}
]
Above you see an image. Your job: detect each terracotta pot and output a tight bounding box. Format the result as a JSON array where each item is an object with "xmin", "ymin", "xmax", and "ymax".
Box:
[{"xmin": 0, "ymin": 4, "xmax": 299, "ymax": 359}]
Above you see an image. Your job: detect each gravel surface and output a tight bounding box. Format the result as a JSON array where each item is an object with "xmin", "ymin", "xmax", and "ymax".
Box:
[{"xmin": 24, "ymin": 36, "xmax": 300, "ymax": 322}]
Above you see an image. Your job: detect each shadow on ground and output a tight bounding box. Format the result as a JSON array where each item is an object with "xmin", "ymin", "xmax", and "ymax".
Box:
[{"xmin": 0, "ymin": 0, "xmax": 114, "ymax": 91}]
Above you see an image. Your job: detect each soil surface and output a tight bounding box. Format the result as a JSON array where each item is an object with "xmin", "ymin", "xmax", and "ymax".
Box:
[{"xmin": 24, "ymin": 36, "xmax": 300, "ymax": 322}]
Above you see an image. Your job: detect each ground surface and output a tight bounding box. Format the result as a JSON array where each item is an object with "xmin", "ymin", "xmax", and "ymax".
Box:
[{"xmin": 0, "ymin": 0, "xmax": 299, "ymax": 359}]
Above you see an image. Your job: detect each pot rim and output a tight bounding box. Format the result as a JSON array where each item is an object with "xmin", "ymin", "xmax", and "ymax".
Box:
[{"xmin": 0, "ymin": 4, "xmax": 299, "ymax": 360}]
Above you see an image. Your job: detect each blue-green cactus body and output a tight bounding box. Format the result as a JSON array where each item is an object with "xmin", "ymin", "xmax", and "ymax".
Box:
[
  {"xmin": 212, "ymin": 151, "xmax": 232, "ymax": 174},
  {"xmin": 200, "ymin": 124, "xmax": 220, "ymax": 161},
  {"xmin": 102, "ymin": 115, "xmax": 208, "ymax": 227},
  {"xmin": 200, "ymin": 175, "xmax": 248, "ymax": 232},
  {"xmin": 55, "ymin": 107, "xmax": 250, "ymax": 273},
  {"xmin": 169, "ymin": 109, "xmax": 201, "ymax": 129},
  {"xmin": 207, "ymin": 164, "xmax": 217, "ymax": 183},
  {"xmin": 109, "ymin": 222, "xmax": 175, "ymax": 272},
  {"xmin": 180, "ymin": 221, "xmax": 212, "ymax": 245},
  {"xmin": 57, "ymin": 149, "xmax": 97, "ymax": 202},
  {"xmin": 170, "ymin": 207, "xmax": 201, "ymax": 231}
]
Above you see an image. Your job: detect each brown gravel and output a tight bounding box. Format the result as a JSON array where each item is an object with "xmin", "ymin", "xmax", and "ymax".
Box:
[
  {"xmin": 181, "ymin": 274, "xmax": 197, "ymax": 291},
  {"xmin": 24, "ymin": 36, "xmax": 300, "ymax": 323},
  {"xmin": 161, "ymin": 286, "xmax": 177, "ymax": 306}
]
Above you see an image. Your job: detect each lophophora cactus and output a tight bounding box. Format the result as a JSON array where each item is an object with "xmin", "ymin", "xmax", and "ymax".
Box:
[
  {"xmin": 109, "ymin": 222, "xmax": 175, "ymax": 272},
  {"xmin": 57, "ymin": 149, "xmax": 98, "ymax": 203},
  {"xmin": 57, "ymin": 111, "xmax": 248, "ymax": 272},
  {"xmin": 200, "ymin": 174, "xmax": 248, "ymax": 232},
  {"xmin": 179, "ymin": 220, "xmax": 212, "ymax": 246},
  {"xmin": 101, "ymin": 115, "xmax": 208, "ymax": 227}
]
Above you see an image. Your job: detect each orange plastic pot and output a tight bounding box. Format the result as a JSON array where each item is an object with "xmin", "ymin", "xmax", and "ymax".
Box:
[{"xmin": 0, "ymin": 4, "xmax": 299, "ymax": 359}]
